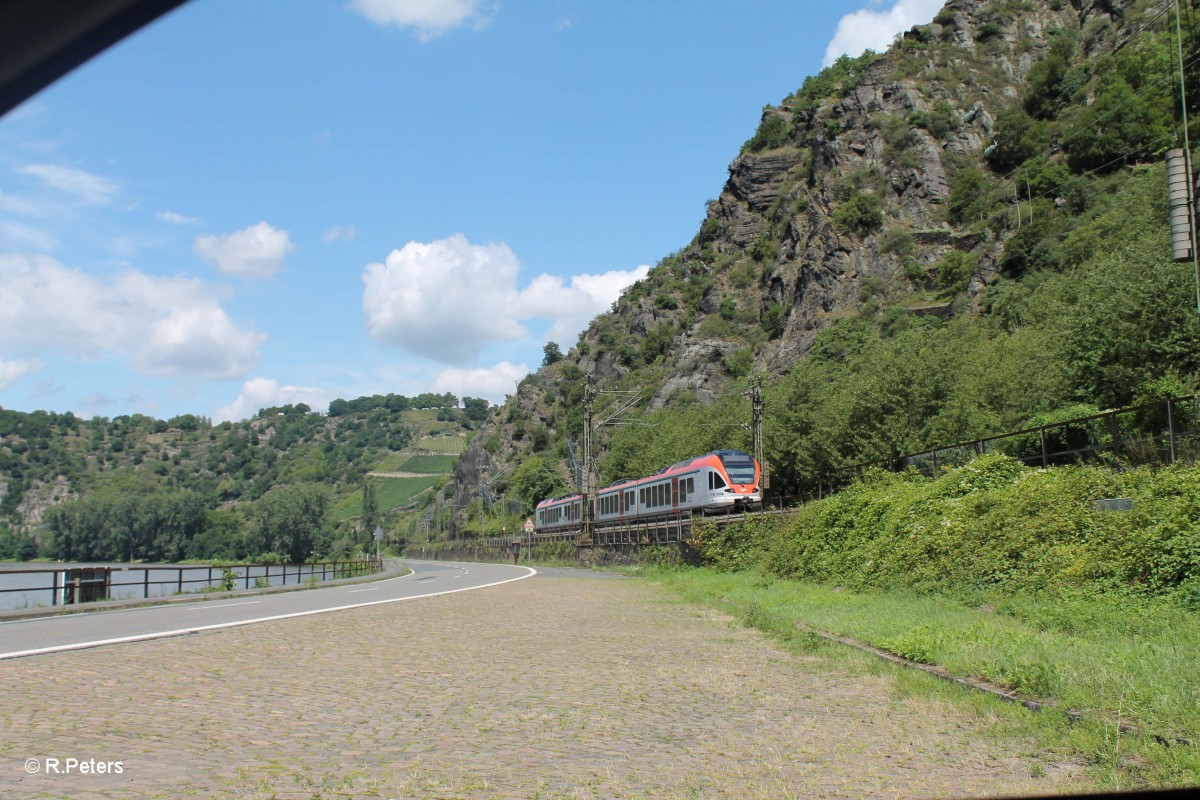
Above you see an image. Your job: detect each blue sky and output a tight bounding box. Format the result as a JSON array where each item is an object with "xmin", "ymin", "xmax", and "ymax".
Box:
[{"xmin": 0, "ymin": 0, "xmax": 942, "ymax": 422}]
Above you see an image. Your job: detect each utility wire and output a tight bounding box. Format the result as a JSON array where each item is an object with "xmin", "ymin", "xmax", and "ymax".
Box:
[
  {"xmin": 945, "ymin": 11, "xmax": 1195, "ymax": 227},
  {"xmin": 949, "ymin": 52, "xmax": 1199, "ymax": 228}
]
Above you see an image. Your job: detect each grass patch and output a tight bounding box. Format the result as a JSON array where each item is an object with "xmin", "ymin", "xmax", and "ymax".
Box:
[
  {"xmin": 398, "ymin": 454, "xmax": 458, "ymax": 474},
  {"xmin": 414, "ymin": 435, "xmax": 467, "ymax": 455},
  {"xmin": 332, "ymin": 476, "xmax": 442, "ymax": 521},
  {"xmin": 370, "ymin": 453, "xmax": 457, "ymax": 473},
  {"xmin": 646, "ymin": 567, "xmax": 1200, "ymax": 789}
]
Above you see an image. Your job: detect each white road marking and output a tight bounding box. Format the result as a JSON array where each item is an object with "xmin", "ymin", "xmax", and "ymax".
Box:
[
  {"xmin": 0, "ymin": 566, "xmax": 538, "ymax": 661},
  {"xmin": 0, "ymin": 566, "xmax": 417, "ymax": 624},
  {"xmin": 185, "ymin": 601, "xmax": 261, "ymax": 611},
  {"xmin": 347, "ymin": 587, "xmax": 380, "ymax": 593},
  {"xmin": 0, "ymin": 612, "xmax": 90, "ymax": 625}
]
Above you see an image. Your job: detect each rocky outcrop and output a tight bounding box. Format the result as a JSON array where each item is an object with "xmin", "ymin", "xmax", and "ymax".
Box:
[
  {"xmin": 450, "ymin": 0, "xmax": 1137, "ymax": 520},
  {"xmin": 16, "ymin": 475, "xmax": 76, "ymax": 529}
]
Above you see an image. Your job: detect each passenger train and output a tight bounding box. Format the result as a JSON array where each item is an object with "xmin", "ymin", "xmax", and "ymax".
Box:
[{"xmin": 534, "ymin": 450, "xmax": 762, "ymax": 533}]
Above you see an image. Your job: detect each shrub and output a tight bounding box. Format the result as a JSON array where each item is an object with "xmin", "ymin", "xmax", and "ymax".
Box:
[
  {"xmin": 749, "ymin": 233, "xmax": 774, "ymax": 262},
  {"xmin": 761, "ymin": 302, "xmax": 787, "ymax": 340},
  {"xmin": 934, "ymin": 250, "xmax": 977, "ymax": 292},
  {"xmin": 833, "ymin": 193, "xmax": 884, "ymax": 235},
  {"xmin": 880, "ymin": 227, "xmax": 915, "ymax": 258},
  {"xmin": 724, "ymin": 348, "xmax": 754, "ymax": 378},
  {"xmin": 743, "ymin": 113, "xmax": 791, "ymax": 153}
]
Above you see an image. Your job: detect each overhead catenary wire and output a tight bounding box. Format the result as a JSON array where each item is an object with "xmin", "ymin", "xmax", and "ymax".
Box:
[{"xmin": 948, "ymin": 52, "xmax": 1200, "ymax": 229}]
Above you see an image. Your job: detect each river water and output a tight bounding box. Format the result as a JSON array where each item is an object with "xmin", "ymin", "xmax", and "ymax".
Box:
[{"xmin": 0, "ymin": 562, "xmax": 345, "ymax": 610}]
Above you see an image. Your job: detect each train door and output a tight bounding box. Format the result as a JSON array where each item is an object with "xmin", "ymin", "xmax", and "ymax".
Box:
[{"xmin": 671, "ymin": 477, "xmax": 679, "ymax": 517}]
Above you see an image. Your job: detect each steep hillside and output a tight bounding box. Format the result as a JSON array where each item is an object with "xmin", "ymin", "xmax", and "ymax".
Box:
[
  {"xmin": 456, "ymin": 0, "xmax": 1200, "ymax": 523},
  {"xmin": 0, "ymin": 393, "xmax": 484, "ymax": 559}
]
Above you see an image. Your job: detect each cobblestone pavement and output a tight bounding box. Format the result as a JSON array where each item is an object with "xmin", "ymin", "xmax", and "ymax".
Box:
[{"xmin": 0, "ymin": 574, "xmax": 1082, "ymax": 799}]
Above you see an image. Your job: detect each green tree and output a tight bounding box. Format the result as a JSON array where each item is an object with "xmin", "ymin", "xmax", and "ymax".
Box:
[
  {"xmin": 248, "ymin": 485, "xmax": 331, "ymax": 563},
  {"xmin": 360, "ymin": 479, "xmax": 379, "ymax": 540},
  {"xmin": 509, "ymin": 455, "xmax": 568, "ymax": 513},
  {"xmin": 542, "ymin": 341, "xmax": 563, "ymax": 366},
  {"xmin": 1065, "ymin": 73, "xmax": 1170, "ymax": 173},
  {"xmin": 462, "ymin": 397, "xmax": 491, "ymax": 422}
]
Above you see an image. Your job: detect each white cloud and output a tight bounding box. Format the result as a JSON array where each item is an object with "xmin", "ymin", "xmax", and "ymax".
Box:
[
  {"xmin": 362, "ymin": 233, "xmax": 526, "ymax": 364},
  {"xmin": 132, "ymin": 306, "xmax": 264, "ymax": 379},
  {"xmin": 193, "ymin": 221, "xmax": 294, "ymax": 279},
  {"xmin": 431, "ymin": 361, "xmax": 528, "ymax": 404},
  {"xmin": 363, "ymin": 233, "xmax": 649, "ymax": 364},
  {"xmin": 0, "ymin": 219, "xmax": 59, "ymax": 250},
  {"xmin": 157, "ymin": 210, "xmax": 200, "ymax": 225},
  {"xmin": 349, "ymin": 0, "xmax": 493, "ymax": 40},
  {"xmin": 19, "ymin": 163, "xmax": 119, "ymax": 205},
  {"xmin": 0, "ymin": 189, "xmax": 39, "ymax": 216},
  {"xmin": 212, "ymin": 377, "xmax": 335, "ymax": 423},
  {"xmin": 322, "ymin": 224, "xmax": 357, "ymax": 243},
  {"xmin": 0, "ymin": 253, "xmax": 266, "ymax": 379},
  {"xmin": 823, "ymin": 0, "xmax": 944, "ymax": 66},
  {"xmin": 0, "ymin": 358, "xmax": 42, "ymax": 391},
  {"xmin": 515, "ymin": 265, "xmax": 651, "ymax": 347}
]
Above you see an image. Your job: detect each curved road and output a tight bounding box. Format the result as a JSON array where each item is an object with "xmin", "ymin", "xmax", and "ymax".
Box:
[{"xmin": 0, "ymin": 560, "xmax": 534, "ymax": 660}]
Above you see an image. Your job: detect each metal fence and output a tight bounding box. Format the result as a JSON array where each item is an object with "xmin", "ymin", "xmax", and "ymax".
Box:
[
  {"xmin": 818, "ymin": 395, "xmax": 1200, "ymax": 494},
  {"xmin": 441, "ymin": 397, "xmax": 1200, "ymax": 549},
  {"xmin": 473, "ymin": 513, "xmax": 698, "ymax": 550},
  {"xmin": 0, "ymin": 558, "xmax": 383, "ymax": 610}
]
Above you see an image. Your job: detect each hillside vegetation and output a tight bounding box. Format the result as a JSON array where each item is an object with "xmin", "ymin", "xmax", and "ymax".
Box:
[{"xmin": 0, "ymin": 392, "xmax": 486, "ymax": 562}]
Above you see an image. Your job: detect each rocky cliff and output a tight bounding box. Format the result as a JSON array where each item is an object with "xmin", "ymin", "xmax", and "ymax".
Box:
[{"xmin": 453, "ymin": 0, "xmax": 1155, "ymax": 521}]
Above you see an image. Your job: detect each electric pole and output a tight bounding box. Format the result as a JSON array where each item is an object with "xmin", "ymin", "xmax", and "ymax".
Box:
[
  {"xmin": 749, "ymin": 377, "xmax": 769, "ymax": 489},
  {"xmin": 581, "ymin": 379, "xmax": 595, "ymax": 544}
]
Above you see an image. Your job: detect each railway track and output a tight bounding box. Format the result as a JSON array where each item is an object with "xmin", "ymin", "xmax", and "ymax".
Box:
[{"xmin": 476, "ymin": 507, "xmax": 795, "ymax": 550}]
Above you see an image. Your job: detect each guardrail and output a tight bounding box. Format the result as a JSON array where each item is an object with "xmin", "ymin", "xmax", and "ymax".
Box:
[{"xmin": 0, "ymin": 558, "xmax": 383, "ymax": 609}]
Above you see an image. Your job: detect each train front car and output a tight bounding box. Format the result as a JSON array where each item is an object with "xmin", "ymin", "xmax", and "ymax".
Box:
[{"xmin": 704, "ymin": 449, "xmax": 762, "ymax": 514}]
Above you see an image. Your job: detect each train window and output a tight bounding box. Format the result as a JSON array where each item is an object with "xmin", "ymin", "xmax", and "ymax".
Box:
[
  {"xmin": 687, "ymin": 477, "xmax": 694, "ymax": 495},
  {"xmin": 713, "ymin": 473, "xmax": 727, "ymax": 490}
]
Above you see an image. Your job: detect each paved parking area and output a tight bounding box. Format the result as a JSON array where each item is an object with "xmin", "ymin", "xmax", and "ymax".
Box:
[{"xmin": 0, "ymin": 573, "xmax": 1079, "ymax": 799}]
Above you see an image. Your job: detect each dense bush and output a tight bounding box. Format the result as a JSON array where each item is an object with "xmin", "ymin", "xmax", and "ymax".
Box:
[
  {"xmin": 743, "ymin": 113, "xmax": 791, "ymax": 153},
  {"xmin": 701, "ymin": 455, "xmax": 1200, "ymax": 607},
  {"xmin": 833, "ymin": 192, "xmax": 884, "ymax": 235}
]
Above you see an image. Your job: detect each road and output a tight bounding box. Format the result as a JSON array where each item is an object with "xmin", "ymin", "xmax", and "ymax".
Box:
[
  {"xmin": 0, "ymin": 560, "xmax": 533, "ymax": 660},
  {"xmin": 0, "ymin": 561, "xmax": 1083, "ymax": 798}
]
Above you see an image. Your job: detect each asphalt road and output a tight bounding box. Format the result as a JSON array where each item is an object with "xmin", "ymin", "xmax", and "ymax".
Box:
[{"xmin": 0, "ymin": 560, "xmax": 535, "ymax": 660}]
